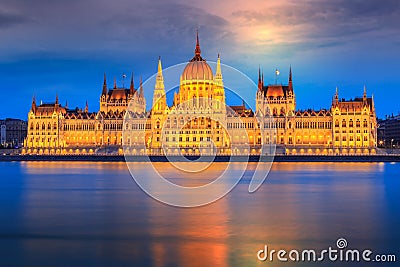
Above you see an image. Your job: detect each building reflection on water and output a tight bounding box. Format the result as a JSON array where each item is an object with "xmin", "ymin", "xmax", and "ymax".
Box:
[{"xmin": 7, "ymin": 161, "xmax": 396, "ymax": 266}]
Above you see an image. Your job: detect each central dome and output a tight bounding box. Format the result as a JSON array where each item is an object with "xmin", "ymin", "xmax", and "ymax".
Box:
[
  {"xmin": 182, "ymin": 61, "xmax": 213, "ymax": 81},
  {"xmin": 181, "ymin": 31, "xmax": 214, "ymax": 81}
]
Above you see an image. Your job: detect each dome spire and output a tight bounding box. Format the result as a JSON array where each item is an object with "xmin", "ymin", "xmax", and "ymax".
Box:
[{"xmin": 191, "ymin": 29, "xmax": 204, "ymax": 62}]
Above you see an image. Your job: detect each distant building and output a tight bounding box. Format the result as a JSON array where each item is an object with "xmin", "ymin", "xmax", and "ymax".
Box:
[
  {"xmin": 23, "ymin": 33, "xmax": 378, "ymax": 155},
  {"xmin": 378, "ymin": 114, "xmax": 400, "ymax": 148},
  {"xmin": 0, "ymin": 122, "xmax": 5, "ymax": 145},
  {"xmin": 0, "ymin": 118, "xmax": 27, "ymax": 148}
]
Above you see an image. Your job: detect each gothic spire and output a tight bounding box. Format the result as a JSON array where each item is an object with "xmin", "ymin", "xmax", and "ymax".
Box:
[
  {"xmin": 31, "ymin": 96, "xmax": 36, "ymax": 111},
  {"xmin": 288, "ymin": 65, "xmax": 293, "ymax": 91},
  {"xmin": 130, "ymin": 72, "xmax": 134, "ymax": 94},
  {"xmin": 152, "ymin": 57, "xmax": 167, "ymax": 113},
  {"xmin": 85, "ymin": 100, "xmax": 89, "ymax": 113},
  {"xmin": 214, "ymin": 53, "xmax": 223, "ymax": 87},
  {"xmin": 262, "ymin": 70, "xmax": 264, "ymax": 88},
  {"xmin": 55, "ymin": 94, "xmax": 59, "ymax": 105},
  {"xmin": 157, "ymin": 56, "xmax": 163, "ymax": 76},
  {"xmin": 102, "ymin": 73, "xmax": 107, "ymax": 95},
  {"xmin": 156, "ymin": 57, "xmax": 165, "ymax": 89},
  {"xmin": 363, "ymin": 85, "xmax": 367, "ymax": 104},
  {"xmin": 258, "ymin": 65, "xmax": 262, "ymax": 91},
  {"xmin": 139, "ymin": 76, "xmax": 144, "ymax": 97},
  {"xmin": 333, "ymin": 87, "xmax": 339, "ymax": 106},
  {"xmin": 113, "ymin": 77, "xmax": 117, "ymax": 89}
]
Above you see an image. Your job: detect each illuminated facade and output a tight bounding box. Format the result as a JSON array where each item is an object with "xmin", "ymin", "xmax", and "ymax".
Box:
[{"xmin": 24, "ymin": 34, "xmax": 377, "ymax": 155}]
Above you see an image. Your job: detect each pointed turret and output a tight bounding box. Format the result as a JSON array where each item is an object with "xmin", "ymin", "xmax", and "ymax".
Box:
[
  {"xmin": 215, "ymin": 54, "xmax": 223, "ymax": 86},
  {"xmin": 333, "ymin": 86, "xmax": 339, "ymax": 106},
  {"xmin": 85, "ymin": 101, "xmax": 89, "ymax": 113},
  {"xmin": 130, "ymin": 72, "xmax": 135, "ymax": 95},
  {"xmin": 152, "ymin": 57, "xmax": 167, "ymax": 113},
  {"xmin": 139, "ymin": 76, "xmax": 144, "ymax": 97},
  {"xmin": 65, "ymin": 100, "xmax": 68, "ymax": 109},
  {"xmin": 155, "ymin": 57, "xmax": 165, "ymax": 90},
  {"xmin": 113, "ymin": 77, "xmax": 117, "ymax": 89},
  {"xmin": 261, "ymin": 70, "xmax": 264, "ymax": 88},
  {"xmin": 258, "ymin": 66, "xmax": 262, "ymax": 91},
  {"xmin": 288, "ymin": 65, "xmax": 293, "ymax": 91},
  {"xmin": 363, "ymin": 85, "xmax": 368, "ymax": 105},
  {"xmin": 102, "ymin": 73, "xmax": 108, "ymax": 95},
  {"xmin": 55, "ymin": 94, "xmax": 59, "ymax": 105},
  {"xmin": 31, "ymin": 96, "xmax": 36, "ymax": 112}
]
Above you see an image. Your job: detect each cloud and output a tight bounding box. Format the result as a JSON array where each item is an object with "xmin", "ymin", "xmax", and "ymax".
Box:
[
  {"xmin": 0, "ymin": 9, "xmax": 27, "ymax": 28},
  {"xmin": 0, "ymin": 0, "xmax": 232, "ymax": 62},
  {"xmin": 231, "ymin": 0, "xmax": 400, "ymax": 44}
]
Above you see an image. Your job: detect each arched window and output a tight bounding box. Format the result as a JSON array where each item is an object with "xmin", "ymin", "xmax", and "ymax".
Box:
[
  {"xmin": 342, "ymin": 120, "xmax": 346, "ymax": 128},
  {"xmin": 36, "ymin": 123, "xmax": 39, "ymax": 130},
  {"xmin": 363, "ymin": 119, "xmax": 368, "ymax": 128},
  {"xmin": 42, "ymin": 123, "xmax": 46, "ymax": 130},
  {"xmin": 356, "ymin": 120, "xmax": 360, "ymax": 128},
  {"xmin": 349, "ymin": 120, "xmax": 353, "ymax": 127},
  {"xmin": 30, "ymin": 123, "xmax": 34, "ymax": 130},
  {"xmin": 335, "ymin": 120, "xmax": 339, "ymax": 127}
]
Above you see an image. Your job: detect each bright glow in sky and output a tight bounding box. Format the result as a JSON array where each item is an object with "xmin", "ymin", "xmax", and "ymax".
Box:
[{"xmin": 0, "ymin": 0, "xmax": 399, "ymax": 118}]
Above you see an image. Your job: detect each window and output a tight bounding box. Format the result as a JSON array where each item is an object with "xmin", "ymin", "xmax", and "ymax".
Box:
[
  {"xmin": 335, "ymin": 120, "xmax": 339, "ymax": 127},
  {"xmin": 342, "ymin": 120, "xmax": 346, "ymax": 128}
]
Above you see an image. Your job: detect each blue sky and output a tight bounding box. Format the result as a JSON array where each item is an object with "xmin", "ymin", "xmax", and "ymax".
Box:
[{"xmin": 0, "ymin": 0, "xmax": 399, "ymax": 119}]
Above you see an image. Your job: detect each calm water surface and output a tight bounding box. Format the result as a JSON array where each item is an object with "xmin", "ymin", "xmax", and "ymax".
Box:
[{"xmin": 0, "ymin": 161, "xmax": 399, "ymax": 266}]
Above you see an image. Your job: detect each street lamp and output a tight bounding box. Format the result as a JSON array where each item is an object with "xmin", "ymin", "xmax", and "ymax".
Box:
[{"xmin": 391, "ymin": 139, "xmax": 394, "ymax": 153}]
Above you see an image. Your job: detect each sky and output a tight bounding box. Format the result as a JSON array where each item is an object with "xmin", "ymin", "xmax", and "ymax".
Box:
[{"xmin": 0, "ymin": 0, "xmax": 399, "ymax": 119}]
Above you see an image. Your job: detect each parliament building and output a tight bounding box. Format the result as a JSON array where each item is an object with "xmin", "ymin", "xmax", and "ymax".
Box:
[{"xmin": 23, "ymin": 34, "xmax": 378, "ymax": 155}]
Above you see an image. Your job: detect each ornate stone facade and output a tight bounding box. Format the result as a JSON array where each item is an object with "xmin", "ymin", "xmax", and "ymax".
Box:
[{"xmin": 24, "ymin": 34, "xmax": 377, "ymax": 155}]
